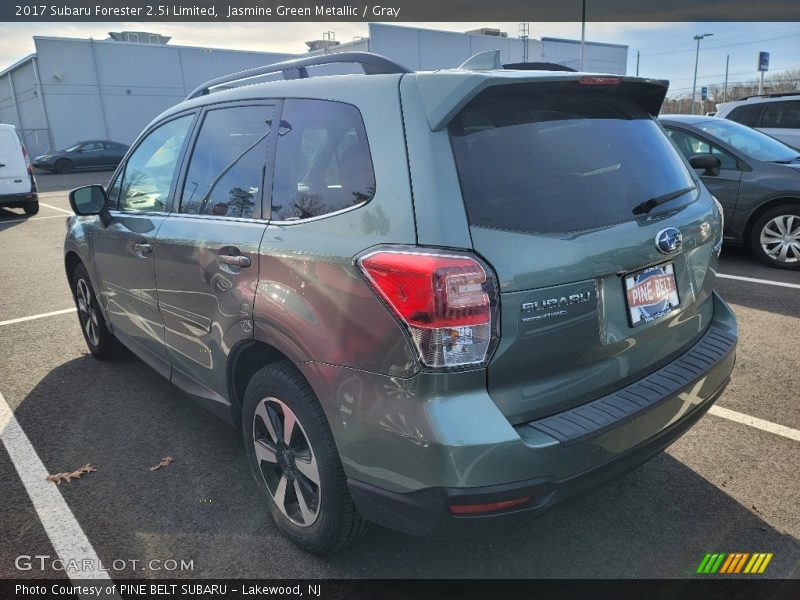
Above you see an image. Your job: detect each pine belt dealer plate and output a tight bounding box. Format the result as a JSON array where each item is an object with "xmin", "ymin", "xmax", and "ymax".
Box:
[{"xmin": 624, "ymin": 263, "xmax": 680, "ymax": 327}]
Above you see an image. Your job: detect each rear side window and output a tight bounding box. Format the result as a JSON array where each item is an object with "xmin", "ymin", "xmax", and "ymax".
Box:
[
  {"xmin": 179, "ymin": 105, "xmax": 275, "ymax": 219},
  {"xmin": 727, "ymin": 103, "xmax": 764, "ymax": 127},
  {"xmin": 761, "ymin": 100, "xmax": 800, "ymax": 129},
  {"xmin": 449, "ymin": 90, "xmax": 696, "ymax": 234},
  {"xmin": 271, "ymin": 99, "xmax": 374, "ymax": 221},
  {"xmin": 666, "ymin": 128, "xmax": 739, "ymax": 170}
]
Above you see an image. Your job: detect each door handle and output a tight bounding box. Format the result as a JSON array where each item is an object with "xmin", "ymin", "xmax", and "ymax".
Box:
[
  {"xmin": 219, "ymin": 254, "xmax": 251, "ymax": 268},
  {"xmin": 133, "ymin": 241, "xmax": 153, "ymax": 256}
]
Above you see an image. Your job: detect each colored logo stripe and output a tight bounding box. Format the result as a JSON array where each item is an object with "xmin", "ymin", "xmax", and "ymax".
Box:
[
  {"xmin": 697, "ymin": 552, "xmax": 773, "ymax": 574},
  {"xmin": 745, "ymin": 553, "xmax": 774, "ymax": 574},
  {"xmin": 720, "ymin": 553, "xmax": 749, "ymax": 573},
  {"xmin": 697, "ymin": 553, "xmax": 726, "ymax": 573}
]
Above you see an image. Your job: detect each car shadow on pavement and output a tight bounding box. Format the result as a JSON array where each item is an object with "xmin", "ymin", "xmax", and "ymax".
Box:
[
  {"xmin": 715, "ymin": 248, "xmax": 800, "ymax": 319},
  {"xmin": 715, "ymin": 282, "xmax": 800, "ymax": 322},
  {"xmin": 9, "ymin": 353, "xmax": 800, "ymax": 579},
  {"xmin": 0, "ymin": 207, "xmax": 34, "ymax": 229}
]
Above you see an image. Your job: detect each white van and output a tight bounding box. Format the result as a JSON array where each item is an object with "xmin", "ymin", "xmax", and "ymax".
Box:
[{"xmin": 0, "ymin": 124, "xmax": 38, "ymax": 215}]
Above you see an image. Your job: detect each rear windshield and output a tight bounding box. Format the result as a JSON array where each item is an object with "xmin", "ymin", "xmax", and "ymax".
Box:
[{"xmin": 449, "ymin": 90, "xmax": 696, "ymax": 234}]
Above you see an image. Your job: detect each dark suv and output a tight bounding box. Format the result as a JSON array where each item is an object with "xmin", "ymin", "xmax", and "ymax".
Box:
[{"xmin": 65, "ymin": 52, "xmax": 737, "ymax": 552}]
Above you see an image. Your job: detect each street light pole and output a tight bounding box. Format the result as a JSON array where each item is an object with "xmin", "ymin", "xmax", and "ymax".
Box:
[
  {"xmin": 579, "ymin": 0, "xmax": 586, "ymax": 71},
  {"xmin": 691, "ymin": 32, "xmax": 713, "ymax": 115},
  {"xmin": 723, "ymin": 54, "xmax": 729, "ymax": 102}
]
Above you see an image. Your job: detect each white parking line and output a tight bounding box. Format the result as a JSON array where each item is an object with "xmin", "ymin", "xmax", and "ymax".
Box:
[
  {"xmin": 717, "ymin": 273, "xmax": 800, "ymax": 290},
  {"xmin": 0, "ymin": 215, "xmax": 66, "ymax": 225},
  {"xmin": 0, "ymin": 391, "xmax": 112, "ymax": 582},
  {"xmin": 709, "ymin": 405, "xmax": 800, "ymax": 443},
  {"xmin": 0, "ymin": 308, "xmax": 76, "ymax": 327},
  {"xmin": 38, "ymin": 202, "xmax": 73, "ymax": 215}
]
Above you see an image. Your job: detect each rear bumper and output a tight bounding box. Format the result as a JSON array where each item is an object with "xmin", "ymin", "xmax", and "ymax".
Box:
[
  {"xmin": 346, "ymin": 293, "xmax": 737, "ymax": 538},
  {"xmin": 349, "ymin": 377, "xmax": 727, "ymax": 538},
  {"xmin": 0, "ymin": 192, "xmax": 38, "ymax": 207}
]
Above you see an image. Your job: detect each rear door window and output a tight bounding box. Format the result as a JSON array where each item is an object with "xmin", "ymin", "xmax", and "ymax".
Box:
[
  {"xmin": 449, "ymin": 90, "xmax": 696, "ymax": 234},
  {"xmin": 271, "ymin": 99, "xmax": 374, "ymax": 221},
  {"xmin": 727, "ymin": 103, "xmax": 764, "ymax": 127},
  {"xmin": 179, "ymin": 104, "xmax": 275, "ymax": 219},
  {"xmin": 761, "ymin": 100, "xmax": 800, "ymax": 129}
]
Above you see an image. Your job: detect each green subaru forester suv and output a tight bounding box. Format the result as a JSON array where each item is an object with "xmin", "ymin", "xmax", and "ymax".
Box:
[{"xmin": 64, "ymin": 51, "xmax": 737, "ymax": 552}]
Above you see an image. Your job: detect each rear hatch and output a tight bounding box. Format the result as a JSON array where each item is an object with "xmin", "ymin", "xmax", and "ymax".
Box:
[
  {"xmin": 446, "ymin": 77, "xmax": 720, "ymax": 424},
  {"xmin": 0, "ymin": 128, "xmax": 32, "ymax": 196}
]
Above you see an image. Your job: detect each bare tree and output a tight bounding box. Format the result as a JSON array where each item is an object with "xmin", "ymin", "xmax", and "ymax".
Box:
[{"xmin": 661, "ymin": 69, "xmax": 800, "ymax": 115}]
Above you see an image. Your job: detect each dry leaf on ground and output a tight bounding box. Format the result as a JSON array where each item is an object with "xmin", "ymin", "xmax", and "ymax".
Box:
[
  {"xmin": 150, "ymin": 456, "xmax": 173, "ymax": 471},
  {"xmin": 46, "ymin": 464, "xmax": 96, "ymax": 485}
]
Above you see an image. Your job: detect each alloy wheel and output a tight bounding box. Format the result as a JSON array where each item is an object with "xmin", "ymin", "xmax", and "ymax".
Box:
[
  {"xmin": 76, "ymin": 278, "xmax": 100, "ymax": 346},
  {"xmin": 760, "ymin": 214, "xmax": 800, "ymax": 264},
  {"xmin": 252, "ymin": 397, "xmax": 321, "ymax": 527}
]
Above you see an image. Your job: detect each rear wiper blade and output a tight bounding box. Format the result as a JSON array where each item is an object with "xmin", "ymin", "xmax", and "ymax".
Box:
[{"xmin": 633, "ymin": 186, "xmax": 696, "ymax": 215}]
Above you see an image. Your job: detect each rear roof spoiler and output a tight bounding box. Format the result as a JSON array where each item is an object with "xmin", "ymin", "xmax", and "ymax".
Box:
[{"xmin": 415, "ymin": 70, "xmax": 669, "ymax": 131}]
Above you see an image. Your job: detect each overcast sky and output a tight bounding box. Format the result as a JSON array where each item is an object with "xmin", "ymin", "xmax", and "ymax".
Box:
[{"xmin": 1, "ymin": 21, "xmax": 798, "ymax": 97}]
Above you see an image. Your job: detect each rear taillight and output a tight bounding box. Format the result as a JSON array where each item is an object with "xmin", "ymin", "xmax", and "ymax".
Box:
[
  {"xmin": 357, "ymin": 249, "xmax": 498, "ymax": 369},
  {"xmin": 21, "ymin": 146, "xmax": 32, "ymax": 175}
]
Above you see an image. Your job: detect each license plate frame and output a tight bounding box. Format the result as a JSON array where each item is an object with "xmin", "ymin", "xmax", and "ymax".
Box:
[{"xmin": 624, "ymin": 262, "xmax": 680, "ymax": 327}]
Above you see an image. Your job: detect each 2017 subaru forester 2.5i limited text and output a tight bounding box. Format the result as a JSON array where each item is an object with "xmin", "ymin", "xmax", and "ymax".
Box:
[{"xmin": 64, "ymin": 51, "xmax": 737, "ymax": 553}]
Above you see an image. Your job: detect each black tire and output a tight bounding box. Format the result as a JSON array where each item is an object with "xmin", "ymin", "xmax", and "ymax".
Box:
[
  {"xmin": 69, "ymin": 263, "xmax": 119, "ymax": 358},
  {"xmin": 749, "ymin": 205, "xmax": 800, "ymax": 270},
  {"xmin": 23, "ymin": 202, "xmax": 39, "ymax": 215},
  {"xmin": 242, "ymin": 360, "xmax": 369, "ymax": 553},
  {"xmin": 55, "ymin": 159, "xmax": 74, "ymax": 174}
]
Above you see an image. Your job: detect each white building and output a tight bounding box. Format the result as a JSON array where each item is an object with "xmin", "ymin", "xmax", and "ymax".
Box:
[
  {"xmin": 0, "ymin": 36, "xmax": 293, "ymax": 156},
  {"xmin": 315, "ymin": 24, "xmax": 627, "ymax": 75},
  {"xmin": 0, "ymin": 24, "xmax": 627, "ymax": 156}
]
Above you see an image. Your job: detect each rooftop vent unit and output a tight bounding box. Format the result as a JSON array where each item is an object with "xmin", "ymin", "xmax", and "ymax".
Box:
[
  {"xmin": 466, "ymin": 28, "xmax": 508, "ymax": 37},
  {"xmin": 108, "ymin": 31, "xmax": 170, "ymax": 44},
  {"xmin": 305, "ymin": 39, "xmax": 341, "ymax": 52}
]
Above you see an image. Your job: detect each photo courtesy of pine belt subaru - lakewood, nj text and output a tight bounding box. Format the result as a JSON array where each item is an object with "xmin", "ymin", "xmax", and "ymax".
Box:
[{"xmin": 64, "ymin": 51, "xmax": 738, "ymax": 553}]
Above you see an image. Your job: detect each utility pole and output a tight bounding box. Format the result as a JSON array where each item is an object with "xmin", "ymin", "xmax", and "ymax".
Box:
[
  {"xmin": 691, "ymin": 32, "xmax": 713, "ymax": 115},
  {"xmin": 519, "ymin": 22, "xmax": 530, "ymax": 63},
  {"xmin": 579, "ymin": 0, "xmax": 586, "ymax": 71},
  {"xmin": 636, "ymin": 50, "xmax": 640, "ymax": 76},
  {"xmin": 723, "ymin": 55, "xmax": 729, "ymax": 102}
]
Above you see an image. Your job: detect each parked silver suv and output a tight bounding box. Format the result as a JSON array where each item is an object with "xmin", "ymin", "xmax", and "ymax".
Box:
[
  {"xmin": 65, "ymin": 52, "xmax": 736, "ymax": 552},
  {"xmin": 716, "ymin": 93, "xmax": 800, "ymax": 149}
]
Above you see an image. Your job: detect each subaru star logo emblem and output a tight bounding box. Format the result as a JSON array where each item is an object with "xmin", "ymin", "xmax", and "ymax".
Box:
[{"xmin": 656, "ymin": 227, "xmax": 682, "ymax": 254}]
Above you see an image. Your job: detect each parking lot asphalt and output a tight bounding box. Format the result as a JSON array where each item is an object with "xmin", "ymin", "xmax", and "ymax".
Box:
[{"xmin": 0, "ymin": 174, "xmax": 798, "ymax": 579}]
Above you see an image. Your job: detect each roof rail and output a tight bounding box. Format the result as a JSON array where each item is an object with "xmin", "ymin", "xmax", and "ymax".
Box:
[
  {"xmin": 740, "ymin": 92, "xmax": 800, "ymax": 100},
  {"xmin": 185, "ymin": 52, "xmax": 411, "ymax": 100}
]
